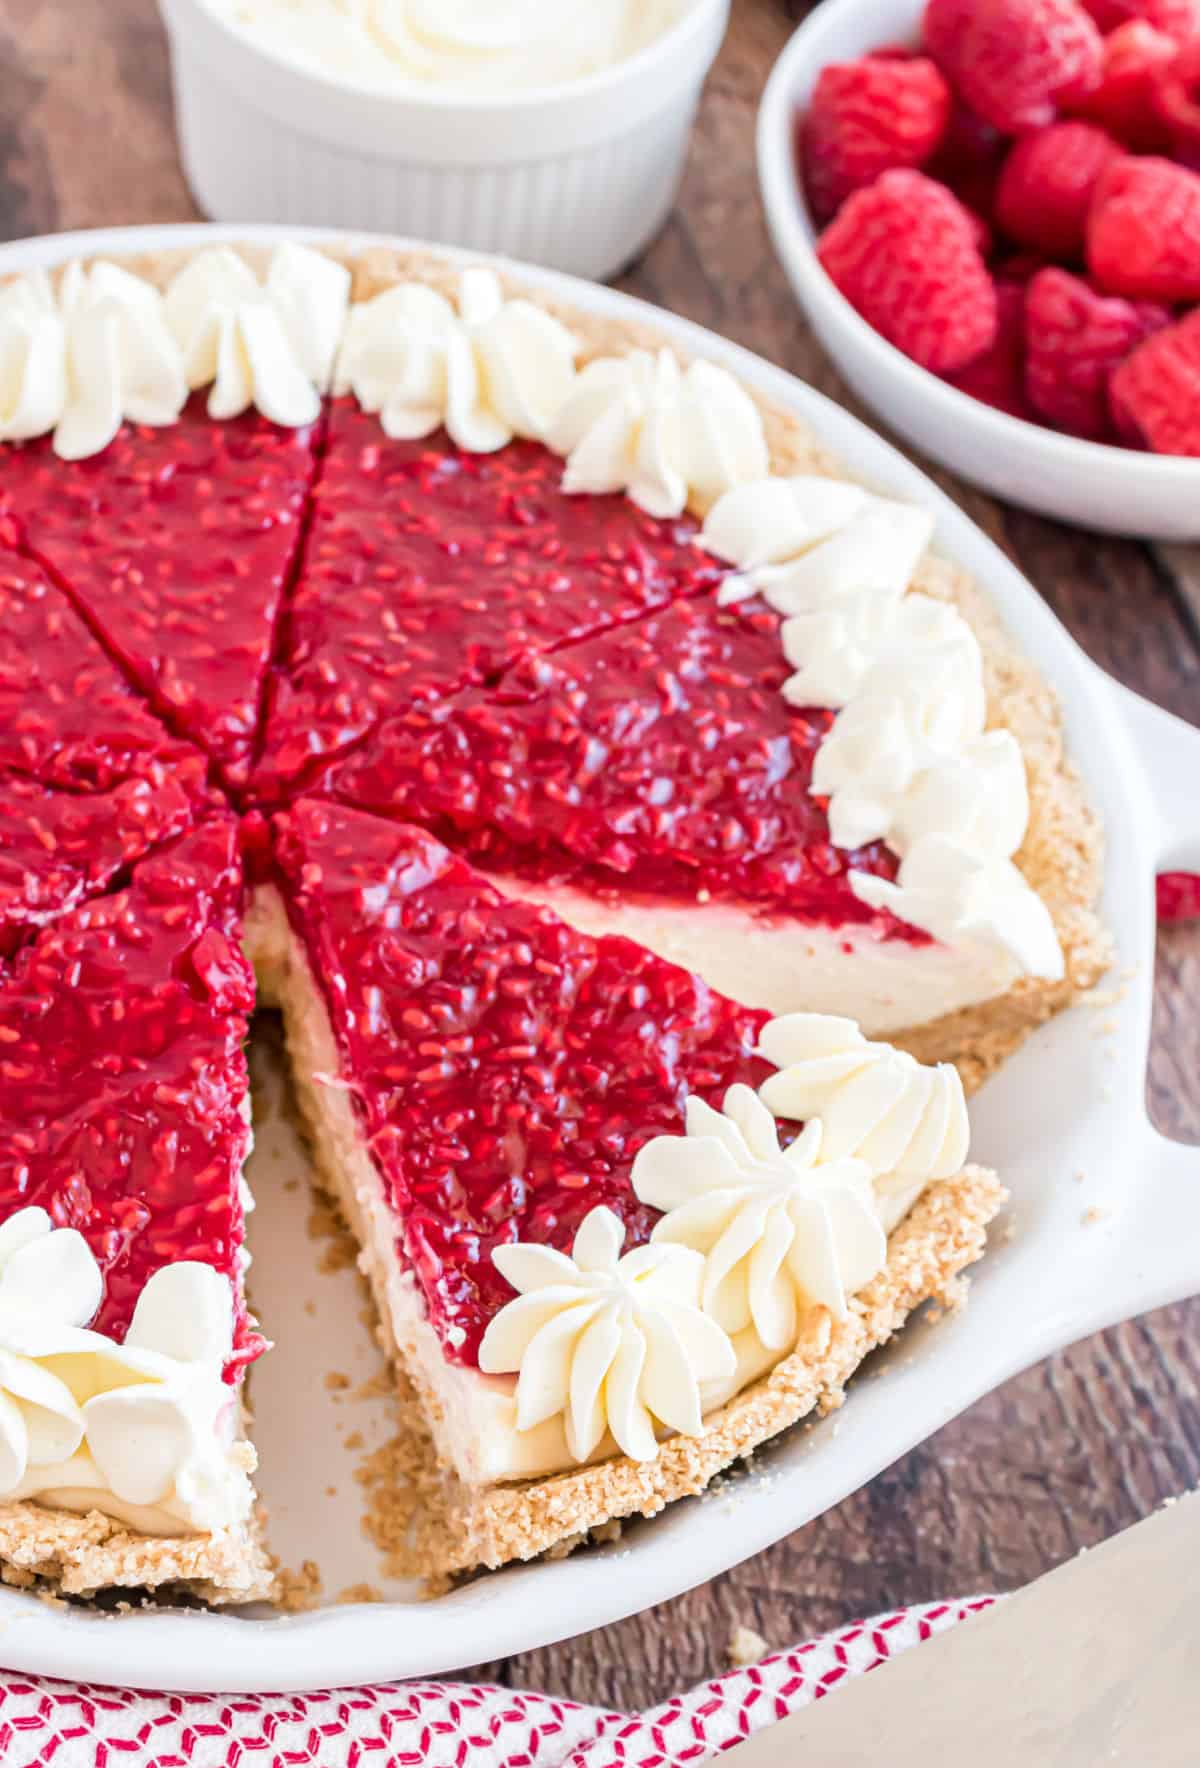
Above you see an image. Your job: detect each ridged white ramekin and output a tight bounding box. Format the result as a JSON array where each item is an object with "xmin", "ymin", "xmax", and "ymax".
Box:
[{"xmin": 157, "ymin": 0, "xmax": 730, "ymax": 280}]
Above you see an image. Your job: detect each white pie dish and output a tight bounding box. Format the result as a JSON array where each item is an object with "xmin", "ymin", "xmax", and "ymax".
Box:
[
  {"xmin": 156, "ymin": 0, "xmax": 729, "ymax": 281},
  {"xmin": 0, "ymin": 221, "xmax": 1196, "ymax": 1694},
  {"xmin": 756, "ymin": 0, "xmax": 1200, "ymax": 541}
]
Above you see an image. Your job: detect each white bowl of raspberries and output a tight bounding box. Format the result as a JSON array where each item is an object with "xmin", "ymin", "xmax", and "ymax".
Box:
[{"xmin": 758, "ymin": 0, "xmax": 1200, "ymax": 538}]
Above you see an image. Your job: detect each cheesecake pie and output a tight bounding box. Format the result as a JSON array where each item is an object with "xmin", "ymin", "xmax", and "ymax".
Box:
[{"xmin": 0, "ymin": 244, "xmax": 1106, "ymax": 1602}]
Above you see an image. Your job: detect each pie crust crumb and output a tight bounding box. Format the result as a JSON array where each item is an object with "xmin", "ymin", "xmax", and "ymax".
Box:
[{"xmin": 728, "ymin": 1625, "xmax": 770, "ymax": 1667}]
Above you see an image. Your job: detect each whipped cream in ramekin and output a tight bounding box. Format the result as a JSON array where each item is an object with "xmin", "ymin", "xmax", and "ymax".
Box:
[{"xmin": 205, "ymin": 0, "xmax": 690, "ymax": 93}]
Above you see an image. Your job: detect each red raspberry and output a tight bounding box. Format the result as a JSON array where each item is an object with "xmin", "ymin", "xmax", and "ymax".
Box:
[
  {"xmin": 924, "ymin": 0, "xmax": 1104, "ymax": 133},
  {"xmin": 817, "ymin": 169, "xmax": 998, "ymax": 374},
  {"xmin": 1151, "ymin": 39, "xmax": 1200, "ymax": 162},
  {"xmin": 1110, "ymin": 306, "xmax": 1200, "ymax": 451},
  {"xmin": 1087, "ymin": 154, "xmax": 1200, "ymax": 298},
  {"xmin": 964, "ymin": 206, "xmax": 995, "ymax": 255},
  {"xmin": 927, "ymin": 100, "xmax": 1008, "ymax": 222},
  {"xmin": 1081, "ymin": 0, "xmax": 1200, "ymax": 42},
  {"xmin": 1071, "ymin": 20, "xmax": 1179, "ymax": 147},
  {"xmin": 944, "ymin": 280, "xmax": 1034, "ymax": 415},
  {"xmin": 1024, "ymin": 267, "xmax": 1170, "ymax": 437},
  {"xmin": 802, "ymin": 54, "xmax": 953, "ymax": 222},
  {"xmin": 994, "ymin": 121, "xmax": 1122, "ymax": 256},
  {"xmin": 1157, "ymin": 871, "xmax": 1200, "ymax": 921},
  {"xmin": 993, "ymin": 248, "xmax": 1055, "ymax": 279}
]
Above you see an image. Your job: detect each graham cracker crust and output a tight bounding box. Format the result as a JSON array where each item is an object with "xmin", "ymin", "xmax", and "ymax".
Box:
[
  {"xmin": 249, "ymin": 887, "xmax": 1004, "ymax": 1579},
  {"xmin": 0, "ymin": 1500, "xmax": 274, "ymax": 1604}
]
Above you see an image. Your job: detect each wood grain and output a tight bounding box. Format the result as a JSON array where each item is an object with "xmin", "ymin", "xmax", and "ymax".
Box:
[{"xmin": 0, "ymin": 0, "xmax": 1196, "ymax": 1711}]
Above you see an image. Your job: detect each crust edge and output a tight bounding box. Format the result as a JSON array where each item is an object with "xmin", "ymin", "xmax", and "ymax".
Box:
[
  {"xmin": 0, "ymin": 1501, "xmax": 274, "ymax": 1605},
  {"xmin": 444, "ymin": 1162, "xmax": 1003, "ymax": 1573}
]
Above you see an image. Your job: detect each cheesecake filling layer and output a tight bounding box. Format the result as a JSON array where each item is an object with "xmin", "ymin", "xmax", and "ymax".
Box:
[{"xmin": 486, "ymin": 875, "xmax": 1027, "ymax": 1036}]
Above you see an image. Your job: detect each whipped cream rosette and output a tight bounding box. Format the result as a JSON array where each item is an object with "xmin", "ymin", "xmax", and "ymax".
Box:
[
  {"xmin": 165, "ymin": 243, "xmax": 350, "ymax": 426},
  {"xmin": 335, "ymin": 266, "xmax": 579, "ymax": 452},
  {"xmin": 0, "ymin": 1208, "xmax": 252, "ymax": 1532},
  {"xmin": 633, "ymin": 1087, "xmax": 885, "ymax": 1355},
  {"xmin": 479, "ymin": 1204, "xmax": 735, "ymax": 1463}
]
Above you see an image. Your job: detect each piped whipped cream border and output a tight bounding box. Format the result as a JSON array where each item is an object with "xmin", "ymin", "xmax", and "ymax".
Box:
[
  {"xmin": 476, "ymin": 1011, "xmax": 974, "ymax": 1473},
  {"xmin": 0, "ymin": 245, "xmax": 1063, "ymax": 981},
  {"xmin": 698, "ymin": 480, "xmax": 1064, "ymax": 985},
  {"xmin": 0, "ymin": 1208, "xmax": 255, "ymax": 1535}
]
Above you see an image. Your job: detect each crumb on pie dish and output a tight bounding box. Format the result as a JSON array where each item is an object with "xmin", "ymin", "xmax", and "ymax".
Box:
[{"xmin": 0, "ymin": 242, "xmax": 1108, "ymax": 1603}]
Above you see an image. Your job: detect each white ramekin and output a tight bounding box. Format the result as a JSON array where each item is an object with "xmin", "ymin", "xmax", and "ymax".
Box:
[
  {"xmin": 156, "ymin": 0, "xmax": 729, "ymax": 281},
  {"xmin": 757, "ymin": 0, "xmax": 1200, "ymax": 541}
]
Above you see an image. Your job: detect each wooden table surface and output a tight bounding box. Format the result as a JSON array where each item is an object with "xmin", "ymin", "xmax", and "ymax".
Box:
[{"xmin": 1, "ymin": 0, "xmax": 1196, "ymax": 1713}]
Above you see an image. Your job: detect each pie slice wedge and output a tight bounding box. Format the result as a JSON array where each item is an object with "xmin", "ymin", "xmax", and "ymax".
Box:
[
  {"xmin": 252, "ymin": 798, "xmax": 1003, "ymax": 1576},
  {"xmin": 0, "ymin": 816, "xmax": 269, "ymax": 1600},
  {"xmin": 308, "ymin": 568, "xmax": 1082, "ymax": 1071},
  {"xmin": 313, "ymin": 587, "xmax": 933, "ymax": 1022},
  {"xmin": 0, "ymin": 548, "xmax": 211, "ymax": 957},
  {"xmin": 0, "ymin": 398, "xmax": 321, "ymax": 790}
]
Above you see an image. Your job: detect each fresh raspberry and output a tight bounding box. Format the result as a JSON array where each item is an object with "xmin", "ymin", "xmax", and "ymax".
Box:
[
  {"xmin": 802, "ymin": 54, "xmax": 953, "ymax": 222},
  {"xmin": 1071, "ymin": 20, "xmax": 1178, "ymax": 147},
  {"xmin": 1157, "ymin": 870, "xmax": 1200, "ymax": 921},
  {"xmin": 1087, "ymin": 154, "xmax": 1200, "ymax": 297},
  {"xmin": 924, "ymin": 0, "xmax": 1104, "ymax": 133},
  {"xmin": 994, "ymin": 122, "xmax": 1122, "ymax": 257},
  {"xmin": 817, "ymin": 169, "xmax": 998, "ymax": 374},
  {"xmin": 1081, "ymin": 0, "xmax": 1200, "ymax": 42},
  {"xmin": 1110, "ymin": 306, "xmax": 1200, "ymax": 451},
  {"xmin": 927, "ymin": 100, "xmax": 1007, "ymax": 221},
  {"xmin": 1024, "ymin": 267, "xmax": 1170, "ymax": 437},
  {"xmin": 944, "ymin": 281, "xmax": 1034, "ymax": 415},
  {"xmin": 992, "ymin": 248, "xmax": 1055, "ymax": 280},
  {"xmin": 965, "ymin": 206, "xmax": 995, "ymax": 255},
  {"xmin": 1151, "ymin": 39, "xmax": 1200, "ymax": 162}
]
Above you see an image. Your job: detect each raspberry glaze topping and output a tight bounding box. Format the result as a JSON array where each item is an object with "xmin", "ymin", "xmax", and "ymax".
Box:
[
  {"xmin": 0, "ymin": 551, "xmax": 211, "ymax": 955},
  {"xmin": 0, "ymin": 397, "xmax": 320, "ymax": 789},
  {"xmin": 320, "ymin": 592, "xmax": 915, "ymax": 933},
  {"xmin": 0, "ymin": 551, "xmax": 209, "ymax": 795},
  {"xmin": 256, "ymin": 402, "xmax": 727, "ymax": 800},
  {"xmin": 0, "ymin": 772, "xmax": 200, "ymax": 961},
  {"xmin": 272, "ymin": 800, "xmax": 772, "ymax": 1365},
  {"xmin": 0, "ymin": 818, "xmax": 260, "ymax": 1369}
]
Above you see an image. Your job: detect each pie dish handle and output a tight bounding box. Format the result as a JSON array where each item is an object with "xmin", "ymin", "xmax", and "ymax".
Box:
[
  {"xmin": 1108, "ymin": 1129, "xmax": 1200, "ymax": 1322},
  {"xmin": 1107, "ymin": 678, "xmax": 1200, "ymax": 872},
  {"xmin": 1095, "ymin": 680, "xmax": 1200, "ymax": 1320}
]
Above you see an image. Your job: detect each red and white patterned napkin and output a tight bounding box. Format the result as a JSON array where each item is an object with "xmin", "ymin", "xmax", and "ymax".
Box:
[{"xmin": 0, "ymin": 1596, "xmax": 994, "ymax": 1766}]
